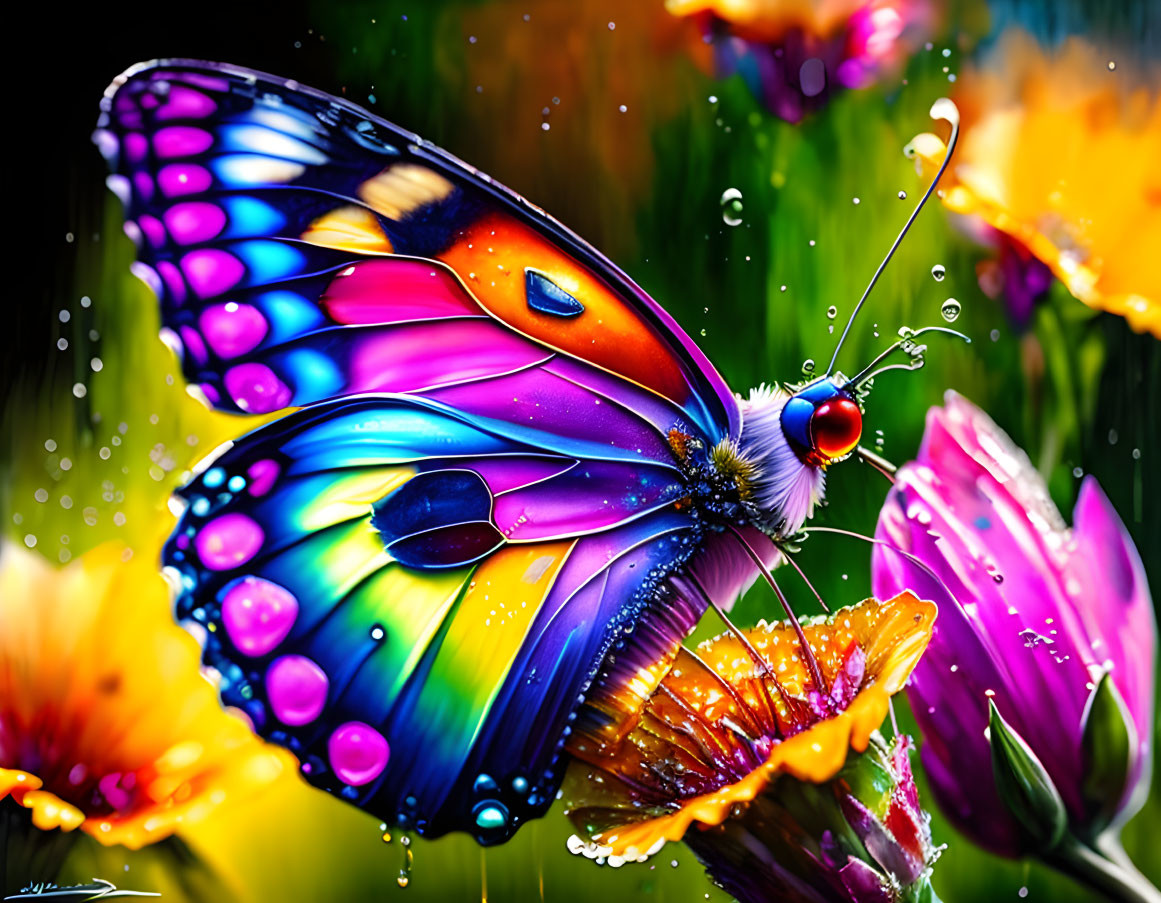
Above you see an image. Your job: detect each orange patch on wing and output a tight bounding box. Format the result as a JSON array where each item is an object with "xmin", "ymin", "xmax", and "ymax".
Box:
[
  {"xmin": 301, "ymin": 205, "xmax": 394, "ymax": 254},
  {"xmin": 358, "ymin": 163, "xmax": 456, "ymax": 220},
  {"xmin": 439, "ymin": 212, "xmax": 691, "ymax": 405}
]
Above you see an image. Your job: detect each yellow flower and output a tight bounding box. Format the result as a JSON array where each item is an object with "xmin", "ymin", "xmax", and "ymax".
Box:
[
  {"xmin": 562, "ymin": 592, "xmax": 935, "ymax": 859},
  {"xmin": 0, "ymin": 542, "xmax": 295, "ymax": 850},
  {"xmin": 907, "ymin": 31, "xmax": 1161, "ymax": 337}
]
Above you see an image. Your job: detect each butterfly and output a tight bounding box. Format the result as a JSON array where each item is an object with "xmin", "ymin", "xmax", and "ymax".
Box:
[{"xmin": 94, "ymin": 60, "xmax": 960, "ymax": 844}]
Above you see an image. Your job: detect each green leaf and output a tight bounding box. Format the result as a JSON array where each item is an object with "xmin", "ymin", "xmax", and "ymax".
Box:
[
  {"xmin": 988, "ymin": 700, "xmax": 1068, "ymax": 850},
  {"xmin": 1080, "ymin": 673, "xmax": 1135, "ymax": 834}
]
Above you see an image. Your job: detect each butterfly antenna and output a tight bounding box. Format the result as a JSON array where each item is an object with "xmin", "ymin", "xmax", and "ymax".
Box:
[
  {"xmin": 802, "ymin": 525, "xmax": 965, "ymax": 592},
  {"xmin": 685, "ymin": 570, "xmax": 812, "ymax": 722},
  {"xmin": 687, "ymin": 571, "xmax": 778, "ymax": 680},
  {"xmin": 726, "ymin": 525, "xmax": 828, "ymax": 696},
  {"xmin": 825, "ymin": 98, "xmax": 961, "ymax": 376},
  {"xmin": 777, "ymin": 548, "xmax": 830, "ymax": 613},
  {"xmin": 848, "ymin": 325, "xmax": 970, "ymax": 388},
  {"xmin": 856, "ymin": 445, "xmax": 898, "ymax": 482}
]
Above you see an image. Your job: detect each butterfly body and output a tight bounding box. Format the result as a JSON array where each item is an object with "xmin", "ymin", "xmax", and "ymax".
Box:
[{"xmin": 98, "ymin": 61, "xmax": 844, "ymax": 842}]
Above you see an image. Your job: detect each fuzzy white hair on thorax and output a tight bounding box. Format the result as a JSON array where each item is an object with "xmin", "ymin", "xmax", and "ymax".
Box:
[{"xmin": 736, "ymin": 384, "xmax": 826, "ymax": 536}]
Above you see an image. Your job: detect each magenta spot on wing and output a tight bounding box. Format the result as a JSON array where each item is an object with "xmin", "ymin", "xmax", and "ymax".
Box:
[
  {"xmin": 124, "ymin": 132, "xmax": 148, "ymax": 163},
  {"xmin": 323, "ymin": 260, "xmax": 482, "ymax": 325},
  {"xmin": 246, "ymin": 459, "xmax": 281, "ymax": 497},
  {"xmin": 140, "ymin": 93, "xmax": 160, "ymax": 110},
  {"xmin": 222, "ymin": 576, "xmax": 299, "ymax": 657},
  {"xmin": 133, "ymin": 172, "xmax": 155, "ymax": 202},
  {"xmin": 155, "ymin": 85, "xmax": 217, "ymax": 121},
  {"xmin": 199, "ymin": 382, "xmax": 221, "ymax": 404},
  {"xmin": 224, "ymin": 363, "xmax": 292, "ymax": 413},
  {"xmin": 181, "ymin": 249, "xmax": 245, "ymax": 298},
  {"xmin": 175, "ymin": 533, "xmax": 191, "ymax": 550},
  {"xmin": 153, "ymin": 125, "xmax": 214, "ymax": 158},
  {"xmin": 157, "ymin": 261, "xmax": 187, "ymax": 305},
  {"xmin": 158, "ymin": 163, "xmax": 213, "ymax": 197},
  {"xmin": 200, "ymin": 303, "xmax": 268, "ymax": 359},
  {"xmin": 195, "ymin": 512, "xmax": 264, "ymax": 570},
  {"xmin": 165, "ymin": 202, "xmax": 227, "ymax": 245},
  {"xmin": 266, "ymin": 655, "xmax": 329, "ymax": 726},
  {"xmin": 138, "ymin": 214, "xmax": 166, "ymax": 249},
  {"xmin": 130, "ymin": 261, "xmax": 163, "ymax": 296},
  {"xmin": 328, "ymin": 722, "xmax": 390, "ymax": 786},
  {"xmin": 179, "ymin": 326, "xmax": 208, "ymax": 365},
  {"xmin": 172, "ymin": 71, "xmax": 231, "ymax": 92}
]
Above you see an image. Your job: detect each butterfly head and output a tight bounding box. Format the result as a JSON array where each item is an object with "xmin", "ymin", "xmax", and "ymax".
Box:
[{"xmin": 779, "ymin": 377, "xmax": 863, "ymax": 465}]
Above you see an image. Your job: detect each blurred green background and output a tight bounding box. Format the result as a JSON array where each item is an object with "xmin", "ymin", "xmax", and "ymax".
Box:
[{"xmin": 2, "ymin": 0, "xmax": 1158, "ymax": 900}]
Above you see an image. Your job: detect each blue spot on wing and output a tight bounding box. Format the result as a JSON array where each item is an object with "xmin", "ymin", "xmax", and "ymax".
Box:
[
  {"xmin": 233, "ymin": 240, "xmax": 307, "ymax": 283},
  {"xmin": 525, "ymin": 269, "xmax": 584, "ymax": 318},
  {"xmin": 372, "ymin": 470, "xmax": 502, "ymax": 568},
  {"xmin": 223, "ymin": 196, "xmax": 286, "ymax": 238}
]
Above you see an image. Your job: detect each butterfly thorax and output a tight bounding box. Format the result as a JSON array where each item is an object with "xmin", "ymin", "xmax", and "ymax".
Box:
[{"xmin": 722, "ymin": 385, "xmax": 827, "ymax": 538}]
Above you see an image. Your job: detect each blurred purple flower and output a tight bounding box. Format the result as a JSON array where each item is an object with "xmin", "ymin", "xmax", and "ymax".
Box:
[
  {"xmin": 871, "ymin": 392, "xmax": 1157, "ymax": 898},
  {"xmin": 668, "ymin": 0, "xmax": 938, "ymax": 123}
]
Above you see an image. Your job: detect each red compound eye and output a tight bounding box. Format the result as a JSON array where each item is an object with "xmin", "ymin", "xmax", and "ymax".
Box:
[{"xmin": 810, "ymin": 397, "xmax": 863, "ymax": 461}]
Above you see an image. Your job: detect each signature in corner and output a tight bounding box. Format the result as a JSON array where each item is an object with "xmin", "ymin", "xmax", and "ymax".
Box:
[{"xmin": 4, "ymin": 878, "xmax": 160, "ymax": 901}]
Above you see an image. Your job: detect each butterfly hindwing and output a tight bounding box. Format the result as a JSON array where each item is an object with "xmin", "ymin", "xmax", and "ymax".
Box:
[{"xmin": 165, "ymin": 394, "xmax": 707, "ymax": 839}]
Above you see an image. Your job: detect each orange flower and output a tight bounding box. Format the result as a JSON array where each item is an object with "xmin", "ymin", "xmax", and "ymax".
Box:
[
  {"xmin": 563, "ymin": 592, "xmax": 935, "ymax": 859},
  {"xmin": 0, "ymin": 542, "xmax": 294, "ymax": 850},
  {"xmin": 907, "ymin": 31, "xmax": 1161, "ymax": 337}
]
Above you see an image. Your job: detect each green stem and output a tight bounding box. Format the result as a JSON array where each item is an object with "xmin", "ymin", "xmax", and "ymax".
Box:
[{"xmin": 1044, "ymin": 833, "xmax": 1161, "ymax": 903}]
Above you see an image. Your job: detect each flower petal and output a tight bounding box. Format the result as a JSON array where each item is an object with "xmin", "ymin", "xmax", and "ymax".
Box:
[{"xmin": 0, "ymin": 542, "xmax": 295, "ymax": 849}]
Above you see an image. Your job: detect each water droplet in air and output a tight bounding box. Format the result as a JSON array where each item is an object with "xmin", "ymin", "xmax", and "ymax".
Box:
[
  {"xmin": 852, "ymin": 197, "xmax": 860, "ymax": 205},
  {"xmin": 802, "ymin": 359, "xmax": 815, "ymax": 374},
  {"xmin": 1108, "ymin": 61, "xmax": 1116, "ymax": 71},
  {"xmin": 898, "ymin": 190, "xmax": 907, "ymax": 200},
  {"xmin": 720, "ymin": 188, "xmax": 743, "ymax": 226},
  {"xmin": 826, "ymin": 305, "xmax": 837, "ymax": 319},
  {"xmin": 931, "ymin": 264, "xmax": 946, "ymax": 281},
  {"xmin": 940, "ymin": 298, "xmax": 961, "ymax": 322}
]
